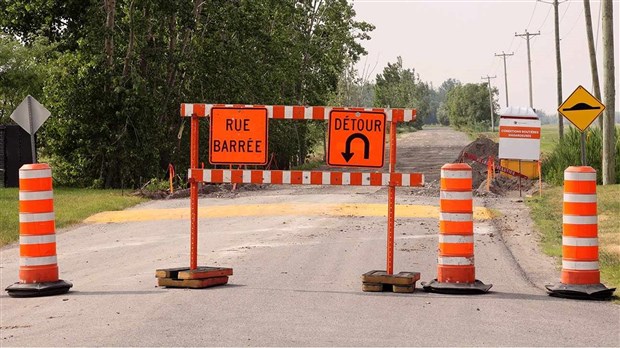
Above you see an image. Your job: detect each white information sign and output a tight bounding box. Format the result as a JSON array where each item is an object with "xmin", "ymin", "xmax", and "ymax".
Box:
[{"xmin": 498, "ymin": 117, "xmax": 541, "ymax": 161}]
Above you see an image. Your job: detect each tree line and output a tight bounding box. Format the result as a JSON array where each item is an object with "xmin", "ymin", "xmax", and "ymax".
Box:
[{"xmin": 1, "ymin": 1, "xmax": 496, "ymax": 188}]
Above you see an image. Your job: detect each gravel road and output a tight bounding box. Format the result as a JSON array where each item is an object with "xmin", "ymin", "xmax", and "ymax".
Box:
[{"xmin": 1, "ymin": 127, "xmax": 618, "ymax": 347}]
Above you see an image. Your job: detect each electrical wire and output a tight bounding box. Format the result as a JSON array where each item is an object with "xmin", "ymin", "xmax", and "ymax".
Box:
[
  {"xmin": 561, "ymin": 8, "xmax": 583, "ymax": 40},
  {"xmin": 526, "ymin": 0, "xmax": 539, "ymax": 30}
]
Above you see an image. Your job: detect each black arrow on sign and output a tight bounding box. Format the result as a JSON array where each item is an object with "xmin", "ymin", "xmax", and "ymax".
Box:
[{"xmin": 341, "ymin": 133, "xmax": 370, "ymax": 162}]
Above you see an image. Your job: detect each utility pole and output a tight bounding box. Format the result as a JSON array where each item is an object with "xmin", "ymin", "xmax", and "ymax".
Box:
[
  {"xmin": 481, "ymin": 75, "xmax": 497, "ymax": 131},
  {"xmin": 602, "ymin": 0, "xmax": 616, "ymax": 184},
  {"xmin": 539, "ymin": 0, "xmax": 565, "ymax": 138},
  {"xmin": 584, "ymin": 0, "xmax": 603, "ymax": 128},
  {"xmin": 495, "ymin": 51, "xmax": 514, "ymax": 107},
  {"xmin": 515, "ymin": 30, "xmax": 540, "ymax": 109}
]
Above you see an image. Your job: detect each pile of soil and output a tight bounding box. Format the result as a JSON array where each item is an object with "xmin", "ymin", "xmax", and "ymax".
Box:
[
  {"xmin": 454, "ymin": 136, "xmax": 538, "ymax": 196},
  {"xmin": 477, "ymin": 175, "xmax": 535, "ymax": 196},
  {"xmin": 455, "ymin": 136, "xmax": 498, "ymax": 188}
]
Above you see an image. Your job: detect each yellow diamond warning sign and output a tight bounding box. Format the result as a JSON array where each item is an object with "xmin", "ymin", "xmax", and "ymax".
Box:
[{"xmin": 558, "ymin": 85, "xmax": 605, "ymax": 132}]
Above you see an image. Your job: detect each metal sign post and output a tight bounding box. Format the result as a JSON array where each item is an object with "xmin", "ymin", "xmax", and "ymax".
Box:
[
  {"xmin": 386, "ymin": 119, "xmax": 397, "ymax": 275},
  {"xmin": 10, "ymin": 95, "xmax": 51, "ymax": 164},
  {"xmin": 27, "ymin": 96, "xmax": 36, "ymax": 163}
]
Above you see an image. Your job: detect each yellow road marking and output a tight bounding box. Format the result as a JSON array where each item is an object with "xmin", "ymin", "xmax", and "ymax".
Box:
[{"xmin": 85, "ymin": 203, "xmax": 496, "ymax": 224}]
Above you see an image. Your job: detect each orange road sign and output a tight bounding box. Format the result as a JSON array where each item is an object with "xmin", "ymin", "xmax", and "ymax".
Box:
[
  {"xmin": 558, "ymin": 86, "xmax": 605, "ymax": 132},
  {"xmin": 209, "ymin": 107, "xmax": 268, "ymax": 165},
  {"xmin": 327, "ymin": 110, "xmax": 386, "ymax": 168}
]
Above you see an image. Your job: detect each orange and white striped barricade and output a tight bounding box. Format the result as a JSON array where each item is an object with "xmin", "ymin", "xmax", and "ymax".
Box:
[
  {"xmin": 545, "ymin": 166, "xmax": 615, "ymax": 300},
  {"xmin": 6, "ymin": 163, "xmax": 72, "ymax": 297},
  {"xmin": 422, "ymin": 163, "xmax": 491, "ymax": 294}
]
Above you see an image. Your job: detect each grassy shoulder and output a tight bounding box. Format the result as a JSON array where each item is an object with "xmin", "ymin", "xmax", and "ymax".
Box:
[
  {"xmin": 0, "ymin": 188, "xmax": 147, "ymax": 247},
  {"xmin": 526, "ymin": 184, "xmax": 620, "ymax": 291}
]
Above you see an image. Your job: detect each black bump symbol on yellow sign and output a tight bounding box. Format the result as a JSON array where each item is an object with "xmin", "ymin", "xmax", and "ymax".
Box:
[
  {"xmin": 562, "ymin": 103, "xmax": 601, "ymax": 111},
  {"xmin": 341, "ymin": 133, "xmax": 370, "ymax": 162}
]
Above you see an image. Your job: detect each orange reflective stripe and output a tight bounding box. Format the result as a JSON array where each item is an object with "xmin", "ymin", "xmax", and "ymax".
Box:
[
  {"xmin": 20, "ymin": 243, "xmax": 57, "ymax": 257},
  {"xmin": 440, "ymin": 178, "xmax": 472, "ymax": 191},
  {"xmin": 20, "ymin": 221, "xmax": 55, "ymax": 235},
  {"xmin": 440, "ymin": 220, "xmax": 473, "ymax": 234},
  {"xmin": 564, "ymin": 180, "xmax": 596, "ymax": 194},
  {"xmin": 19, "ymin": 177, "xmax": 52, "ymax": 191},
  {"xmin": 561, "ymin": 270, "xmax": 599, "ymax": 285},
  {"xmin": 271, "ymin": 170, "xmax": 283, "ymax": 184},
  {"xmin": 563, "ymin": 223, "xmax": 598, "ymax": 237},
  {"xmin": 562, "ymin": 245, "xmax": 598, "ymax": 260},
  {"xmin": 439, "ymin": 243, "xmax": 474, "ymax": 256},
  {"xmin": 563, "ymin": 202, "xmax": 597, "ymax": 215},
  {"xmin": 440, "ymin": 199, "xmax": 472, "ymax": 213},
  {"xmin": 19, "ymin": 199, "xmax": 54, "ymax": 214},
  {"xmin": 350, "ymin": 172, "xmax": 362, "ymax": 186},
  {"xmin": 289, "ymin": 171, "xmax": 301, "ymax": 184}
]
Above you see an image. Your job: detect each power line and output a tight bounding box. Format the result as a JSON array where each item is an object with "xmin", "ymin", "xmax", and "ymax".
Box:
[
  {"xmin": 526, "ymin": 1, "xmax": 539, "ymax": 30},
  {"xmin": 537, "ymin": 6, "xmax": 553, "ymax": 31},
  {"xmin": 538, "ymin": 0, "xmax": 567, "ymax": 138},
  {"xmin": 561, "ymin": 10, "xmax": 584, "ymax": 41},
  {"xmin": 559, "ymin": 0, "xmax": 571, "ymax": 24}
]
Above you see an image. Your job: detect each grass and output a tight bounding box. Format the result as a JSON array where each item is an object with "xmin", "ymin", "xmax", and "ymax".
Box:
[
  {"xmin": 526, "ymin": 184, "xmax": 620, "ymax": 294},
  {"xmin": 0, "ymin": 188, "xmax": 147, "ymax": 247},
  {"xmin": 539, "ymin": 124, "xmax": 561, "ymax": 156}
]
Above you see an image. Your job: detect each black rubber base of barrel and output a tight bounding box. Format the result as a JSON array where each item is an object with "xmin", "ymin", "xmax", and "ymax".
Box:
[
  {"xmin": 545, "ymin": 283, "xmax": 615, "ymax": 301},
  {"xmin": 421, "ymin": 279, "xmax": 492, "ymax": 294},
  {"xmin": 6, "ymin": 280, "xmax": 73, "ymax": 298}
]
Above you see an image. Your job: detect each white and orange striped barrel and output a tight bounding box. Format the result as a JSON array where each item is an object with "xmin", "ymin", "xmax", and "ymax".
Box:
[
  {"xmin": 561, "ymin": 166, "xmax": 599, "ymax": 285},
  {"xmin": 18, "ymin": 163, "xmax": 59, "ymax": 283},
  {"xmin": 438, "ymin": 163, "xmax": 475, "ymax": 283}
]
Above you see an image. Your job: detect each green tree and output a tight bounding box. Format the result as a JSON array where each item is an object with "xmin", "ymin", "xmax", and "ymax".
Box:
[
  {"xmin": 374, "ymin": 56, "xmax": 431, "ymax": 129},
  {"xmin": 0, "ymin": 35, "xmax": 55, "ymax": 123},
  {"xmin": 2, "ymin": 0, "xmax": 373, "ymax": 187},
  {"xmin": 436, "ymin": 78, "xmax": 461, "ymax": 126},
  {"xmin": 445, "ymin": 82, "xmax": 498, "ymax": 131}
]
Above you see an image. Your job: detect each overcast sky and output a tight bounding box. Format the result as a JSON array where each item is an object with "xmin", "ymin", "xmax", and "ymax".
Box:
[{"xmin": 352, "ymin": 0, "xmax": 619, "ymax": 115}]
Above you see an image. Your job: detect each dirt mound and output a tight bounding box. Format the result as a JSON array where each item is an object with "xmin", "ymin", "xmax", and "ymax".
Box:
[
  {"xmin": 477, "ymin": 175, "xmax": 534, "ymax": 196},
  {"xmin": 455, "ymin": 136, "xmax": 537, "ymax": 196},
  {"xmin": 455, "ymin": 136, "xmax": 498, "ymax": 188}
]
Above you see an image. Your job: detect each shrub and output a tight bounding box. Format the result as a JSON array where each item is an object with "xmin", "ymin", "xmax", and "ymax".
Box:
[{"xmin": 542, "ymin": 127, "xmax": 620, "ymax": 185}]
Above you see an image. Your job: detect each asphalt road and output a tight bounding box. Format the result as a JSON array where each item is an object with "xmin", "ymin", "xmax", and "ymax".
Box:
[{"xmin": 1, "ymin": 127, "xmax": 619, "ymax": 346}]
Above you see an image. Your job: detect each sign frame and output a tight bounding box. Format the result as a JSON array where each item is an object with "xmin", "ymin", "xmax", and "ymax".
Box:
[
  {"xmin": 209, "ymin": 106, "xmax": 269, "ymax": 165},
  {"xmin": 326, "ymin": 110, "xmax": 386, "ymax": 168}
]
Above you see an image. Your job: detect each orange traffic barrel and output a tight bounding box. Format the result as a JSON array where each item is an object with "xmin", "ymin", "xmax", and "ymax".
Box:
[
  {"xmin": 545, "ymin": 166, "xmax": 615, "ymax": 300},
  {"xmin": 6, "ymin": 163, "xmax": 72, "ymax": 297},
  {"xmin": 422, "ymin": 163, "xmax": 491, "ymax": 294}
]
